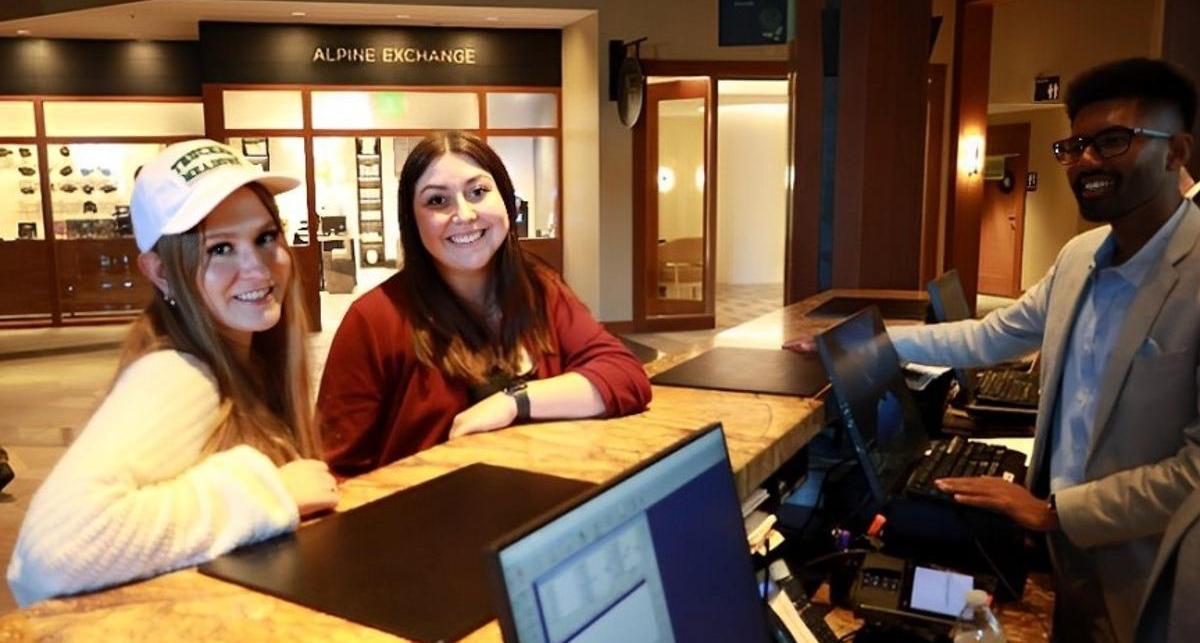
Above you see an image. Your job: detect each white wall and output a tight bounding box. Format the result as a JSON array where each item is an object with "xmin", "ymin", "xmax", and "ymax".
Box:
[{"xmin": 716, "ymin": 99, "xmax": 788, "ymax": 285}]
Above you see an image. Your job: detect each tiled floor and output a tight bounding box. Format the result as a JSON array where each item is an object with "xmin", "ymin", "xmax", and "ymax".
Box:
[{"xmin": 624, "ymin": 282, "xmax": 784, "ymax": 356}]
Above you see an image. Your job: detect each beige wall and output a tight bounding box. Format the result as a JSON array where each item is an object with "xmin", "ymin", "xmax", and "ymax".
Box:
[
  {"xmin": 561, "ymin": 13, "xmax": 600, "ymax": 312},
  {"xmin": 987, "ymin": 107, "xmax": 1077, "ymax": 290},
  {"xmin": 989, "ymin": 0, "xmax": 1156, "ymax": 107},
  {"xmin": 716, "ymin": 98, "xmax": 788, "ymax": 285}
]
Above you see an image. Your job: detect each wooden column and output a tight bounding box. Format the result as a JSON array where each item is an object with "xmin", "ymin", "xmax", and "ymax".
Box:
[
  {"xmin": 784, "ymin": 0, "xmax": 827, "ymax": 304},
  {"xmin": 1161, "ymin": 0, "xmax": 1200, "ymax": 180},
  {"xmin": 830, "ymin": 0, "xmax": 932, "ymax": 290},
  {"xmin": 943, "ymin": 0, "xmax": 992, "ymax": 312}
]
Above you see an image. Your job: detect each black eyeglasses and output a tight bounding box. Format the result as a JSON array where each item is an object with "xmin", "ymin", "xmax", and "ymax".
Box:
[{"xmin": 1052, "ymin": 126, "xmax": 1173, "ymax": 165}]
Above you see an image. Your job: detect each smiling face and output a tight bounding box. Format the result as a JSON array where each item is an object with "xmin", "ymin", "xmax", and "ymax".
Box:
[
  {"xmin": 412, "ymin": 152, "xmax": 511, "ymax": 291},
  {"xmin": 196, "ymin": 186, "xmax": 292, "ymax": 347},
  {"xmin": 1067, "ymin": 98, "xmax": 1177, "ymax": 223}
]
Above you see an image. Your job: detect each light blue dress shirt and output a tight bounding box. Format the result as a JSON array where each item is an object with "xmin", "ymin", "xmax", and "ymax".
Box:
[{"xmin": 1049, "ymin": 201, "xmax": 1189, "ymax": 493}]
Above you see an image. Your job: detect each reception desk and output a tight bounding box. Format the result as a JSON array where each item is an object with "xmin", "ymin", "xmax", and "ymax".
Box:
[{"xmin": 0, "ymin": 290, "xmax": 1051, "ymax": 642}]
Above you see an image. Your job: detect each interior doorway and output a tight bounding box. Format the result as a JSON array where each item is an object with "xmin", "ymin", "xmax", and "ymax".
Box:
[
  {"xmin": 978, "ymin": 122, "xmax": 1030, "ymax": 298},
  {"xmin": 714, "ymin": 79, "xmax": 788, "ymax": 327},
  {"xmin": 630, "ymin": 61, "xmax": 789, "ymax": 333}
]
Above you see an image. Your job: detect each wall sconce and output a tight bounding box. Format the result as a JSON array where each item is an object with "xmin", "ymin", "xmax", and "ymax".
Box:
[
  {"xmin": 657, "ymin": 166, "xmax": 676, "ymax": 193},
  {"xmin": 960, "ymin": 135, "xmax": 984, "ymax": 177}
]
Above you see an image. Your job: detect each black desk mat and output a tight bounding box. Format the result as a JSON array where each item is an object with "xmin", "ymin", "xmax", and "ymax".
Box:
[
  {"xmin": 650, "ymin": 346, "xmax": 827, "ymax": 397},
  {"xmin": 807, "ymin": 296, "xmax": 929, "ymax": 320},
  {"xmin": 200, "ymin": 463, "xmax": 592, "ymax": 642}
]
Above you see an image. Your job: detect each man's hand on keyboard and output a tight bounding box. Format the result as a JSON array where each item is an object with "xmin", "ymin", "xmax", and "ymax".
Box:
[{"xmin": 936, "ymin": 476, "xmax": 1059, "ymax": 532}]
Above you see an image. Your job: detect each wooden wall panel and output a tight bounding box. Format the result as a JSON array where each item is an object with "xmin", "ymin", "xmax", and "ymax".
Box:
[{"xmin": 832, "ymin": 0, "xmax": 932, "ymax": 290}]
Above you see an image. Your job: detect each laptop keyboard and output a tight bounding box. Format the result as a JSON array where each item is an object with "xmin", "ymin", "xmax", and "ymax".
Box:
[
  {"xmin": 976, "ymin": 368, "xmax": 1039, "ymax": 408},
  {"xmin": 907, "ymin": 437, "xmax": 1015, "ymax": 499}
]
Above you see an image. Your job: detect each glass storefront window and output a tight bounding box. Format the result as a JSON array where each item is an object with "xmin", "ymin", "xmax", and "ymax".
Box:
[
  {"xmin": 50, "ymin": 143, "xmax": 162, "ymax": 317},
  {"xmin": 43, "ymin": 102, "xmax": 203, "ymax": 137},
  {"xmin": 223, "ymin": 90, "xmax": 305, "ymax": 130},
  {"xmin": 0, "ymin": 102, "xmax": 36, "ymax": 137},
  {"xmin": 314, "ymin": 136, "xmax": 410, "ymax": 280},
  {"xmin": 488, "ymin": 136, "xmax": 559, "ymax": 239},
  {"xmin": 486, "ymin": 93, "xmax": 557, "ymax": 129},
  {"xmin": 311, "ymin": 91, "xmax": 479, "ymax": 130},
  {"xmin": 228, "ymin": 137, "xmax": 310, "ymax": 247},
  {"xmin": 0, "ymin": 143, "xmax": 43, "ymax": 240},
  {"xmin": 0, "ymin": 141, "xmax": 52, "ymax": 319}
]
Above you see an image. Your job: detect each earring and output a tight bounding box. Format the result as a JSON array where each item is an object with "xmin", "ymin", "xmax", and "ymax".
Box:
[{"xmin": 162, "ymin": 290, "xmax": 177, "ymax": 308}]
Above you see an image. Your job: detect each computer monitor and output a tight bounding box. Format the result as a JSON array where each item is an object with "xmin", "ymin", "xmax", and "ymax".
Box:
[
  {"xmin": 487, "ymin": 424, "xmax": 769, "ymax": 643},
  {"xmin": 925, "ymin": 270, "xmax": 978, "ymax": 397},
  {"xmin": 815, "ymin": 307, "xmax": 930, "ymax": 505}
]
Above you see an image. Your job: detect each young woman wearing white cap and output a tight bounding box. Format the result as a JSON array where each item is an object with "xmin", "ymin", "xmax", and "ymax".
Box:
[{"xmin": 7, "ymin": 140, "xmax": 337, "ymax": 606}]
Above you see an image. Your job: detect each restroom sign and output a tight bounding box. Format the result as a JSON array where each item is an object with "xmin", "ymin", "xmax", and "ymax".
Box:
[{"xmin": 1034, "ymin": 76, "xmax": 1060, "ymax": 102}]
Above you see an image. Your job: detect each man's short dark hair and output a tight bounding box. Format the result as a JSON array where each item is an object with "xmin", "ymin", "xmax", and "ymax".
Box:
[{"xmin": 1065, "ymin": 57, "xmax": 1197, "ymax": 131}]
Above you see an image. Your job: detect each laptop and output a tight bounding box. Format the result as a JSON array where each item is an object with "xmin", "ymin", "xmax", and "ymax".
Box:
[
  {"xmin": 486, "ymin": 424, "xmax": 771, "ymax": 643},
  {"xmin": 814, "ymin": 307, "xmax": 1027, "ymax": 507},
  {"xmin": 926, "ymin": 270, "xmax": 1039, "ymax": 413}
]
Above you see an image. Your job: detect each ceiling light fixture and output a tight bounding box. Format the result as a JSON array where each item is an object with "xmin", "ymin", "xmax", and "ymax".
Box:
[
  {"xmin": 16, "ymin": 29, "xmax": 31, "ymax": 36},
  {"xmin": 291, "ymin": 12, "xmax": 307, "ymax": 17},
  {"xmin": 396, "ymin": 14, "xmax": 411, "ymax": 19},
  {"xmin": 485, "ymin": 16, "xmax": 500, "ymax": 22}
]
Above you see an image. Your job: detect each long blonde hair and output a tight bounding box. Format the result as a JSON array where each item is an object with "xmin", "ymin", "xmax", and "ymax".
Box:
[{"xmin": 117, "ymin": 183, "xmax": 317, "ymax": 464}]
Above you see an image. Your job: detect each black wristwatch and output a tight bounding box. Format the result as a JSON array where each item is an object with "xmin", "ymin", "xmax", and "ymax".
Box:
[{"xmin": 505, "ymin": 381, "xmax": 531, "ymax": 423}]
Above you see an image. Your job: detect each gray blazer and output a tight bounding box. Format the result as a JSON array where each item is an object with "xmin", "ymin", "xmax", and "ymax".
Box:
[
  {"xmin": 1135, "ymin": 487, "xmax": 1200, "ymax": 642},
  {"xmin": 890, "ymin": 200, "xmax": 1200, "ymax": 642}
]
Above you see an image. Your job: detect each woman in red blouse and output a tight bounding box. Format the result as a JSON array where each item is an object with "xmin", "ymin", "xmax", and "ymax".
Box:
[{"xmin": 317, "ymin": 132, "xmax": 652, "ymax": 476}]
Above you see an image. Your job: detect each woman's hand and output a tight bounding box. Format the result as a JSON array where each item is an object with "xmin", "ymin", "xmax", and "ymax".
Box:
[
  {"xmin": 449, "ymin": 391, "xmax": 518, "ymax": 440},
  {"xmin": 278, "ymin": 459, "xmax": 339, "ymax": 518}
]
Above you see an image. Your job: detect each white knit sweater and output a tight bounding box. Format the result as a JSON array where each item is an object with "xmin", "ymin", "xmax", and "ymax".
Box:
[{"xmin": 7, "ymin": 350, "xmax": 299, "ymax": 607}]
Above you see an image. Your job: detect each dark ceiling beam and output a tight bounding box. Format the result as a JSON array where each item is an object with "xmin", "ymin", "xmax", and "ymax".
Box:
[{"xmin": 0, "ymin": 0, "xmax": 139, "ymax": 22}]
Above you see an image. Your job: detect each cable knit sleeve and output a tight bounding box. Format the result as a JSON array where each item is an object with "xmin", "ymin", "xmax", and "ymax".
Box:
[
  {"xmin": 6, "ymin": 351, "xmax": 298, "ymax": 607},
  {"xmin": 546, "ymin": 275, "xmax": 652, "ymax": 416}
]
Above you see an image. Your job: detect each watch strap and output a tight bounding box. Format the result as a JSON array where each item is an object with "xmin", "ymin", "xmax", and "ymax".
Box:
[{"xmin": 506, "ymin": 382, "xmax": 531, "ymax": 422}]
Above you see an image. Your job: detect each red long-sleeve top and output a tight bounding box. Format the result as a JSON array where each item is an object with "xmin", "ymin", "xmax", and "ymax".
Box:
[{"xmin": 316, "ymin": 271, "xmax": 653, "ymax": 477}]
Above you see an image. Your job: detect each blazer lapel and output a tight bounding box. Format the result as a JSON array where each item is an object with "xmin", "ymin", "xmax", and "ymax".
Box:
[{"xmin": 1087, "ymin": 204, "xmax": 1200, "ymax": 463}]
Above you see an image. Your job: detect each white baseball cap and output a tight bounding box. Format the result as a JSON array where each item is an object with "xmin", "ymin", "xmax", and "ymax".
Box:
[{"xmin": 130, "ymin": 139, "xmax": 300, "ymax": 252}]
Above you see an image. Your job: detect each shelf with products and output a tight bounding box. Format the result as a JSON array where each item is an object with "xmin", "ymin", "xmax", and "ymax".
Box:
[{"xmin": 354, "ymin": 136, "xmax": 393, "ymax": 268}]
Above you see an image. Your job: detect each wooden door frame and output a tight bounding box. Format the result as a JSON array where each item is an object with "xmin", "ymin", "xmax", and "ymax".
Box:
[
  {"xmin": 979, "ymin": 121, "xmax": 1029, "ymax": 298},
  {"xmin": 631, "ymin": 60, "xmax": 789, "ymax": 332}
]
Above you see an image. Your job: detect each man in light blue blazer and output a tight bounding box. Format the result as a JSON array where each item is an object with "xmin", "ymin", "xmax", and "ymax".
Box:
[{"xmin": 889, "ymin": 58, "xmax": 1200, "ymax": 642}]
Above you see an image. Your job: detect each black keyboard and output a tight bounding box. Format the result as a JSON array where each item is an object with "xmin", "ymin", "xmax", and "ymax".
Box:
[
  {"xmin": 975, "ymin": 368, "xmax": 1039, "ymax": 408},
  {"xmin": 906, "ymin": 436, "xmax": 1017, "ymax": 499}
]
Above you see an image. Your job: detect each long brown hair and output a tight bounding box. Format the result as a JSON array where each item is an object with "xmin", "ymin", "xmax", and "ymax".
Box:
[
  {"xmin": 118, "ymin": 183, "xmax": 317, "ymax": 464},
  {"xmin": 397, "ymin": 131, "xmax": 554, "ymax": 384}
]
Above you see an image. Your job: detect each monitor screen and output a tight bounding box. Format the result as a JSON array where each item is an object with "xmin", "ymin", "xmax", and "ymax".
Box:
[
  {"xmin": 815, "ymin": 307, "xmax": 930, "ymax": 503},
  {"xmin": 489, "ymin": 425, "xmax": 768, "ymax": 643},
  {"xmin": 925, "ymin": 270, "xmax": 975, "ymax": 393}
]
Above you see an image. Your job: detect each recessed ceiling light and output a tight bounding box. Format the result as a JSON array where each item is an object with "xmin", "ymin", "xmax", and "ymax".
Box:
[
  {"xmin": 291, "ymin": 11, "xmax": 307, "ymax": 17},
  {"xmin": 16, "ymin": 29, "xmax": 31, "ymax": 36},
  {"xmin": 485, "ymin": 16, "xmax": 500, "ymax": 22}
]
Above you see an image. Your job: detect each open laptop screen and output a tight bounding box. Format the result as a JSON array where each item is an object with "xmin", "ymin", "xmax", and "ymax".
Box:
[
  {"xmin": 925, "ymin": 270, "xmax": 976, "ymax": 396},
  {"xmin": 815, "ymin": 307, "xmax": 930, "ymax": 504},
  {"xmin": 488, "ymin": 424, "xmax": 769, "ymax": 643}
]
